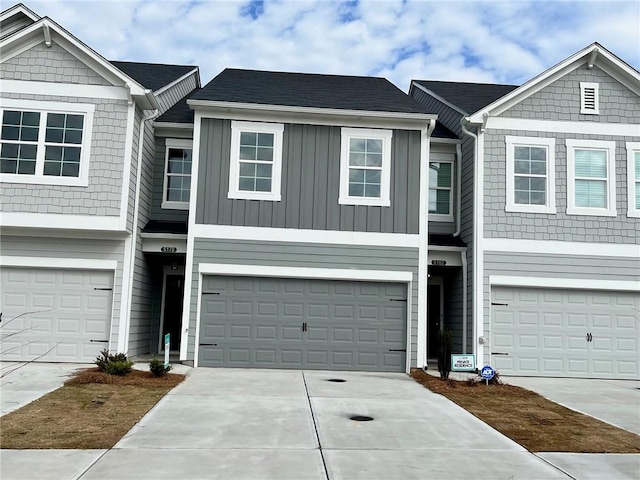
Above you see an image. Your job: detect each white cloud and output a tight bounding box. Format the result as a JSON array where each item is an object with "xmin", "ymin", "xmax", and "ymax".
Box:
[{"xmin": 22, "ymin": 0, "xmax": 640, "ymax": 91}]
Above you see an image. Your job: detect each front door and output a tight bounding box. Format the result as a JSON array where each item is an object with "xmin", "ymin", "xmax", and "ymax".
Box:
[
  {"xmin": 427, "ymin": 283, "xmax": 442, "ymax": 359},
  {"xmin": 161, "ymin": 274, "xmax": 184, "ymax": 351}
]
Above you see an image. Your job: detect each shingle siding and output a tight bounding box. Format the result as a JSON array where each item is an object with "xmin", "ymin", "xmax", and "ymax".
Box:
[
  {"xmin": 0, "ymin": 92, "xmax": 128, "ymax": 216},
  {"xmin": 1, "ymin": 43, "xmax": 111, "ymax": 85},
  {"xmin": 499, "ymin": 65, "xmax": 640, "ymax": 123}
]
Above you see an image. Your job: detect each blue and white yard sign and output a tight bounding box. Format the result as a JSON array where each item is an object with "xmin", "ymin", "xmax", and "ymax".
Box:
[{"xmin": 481, "ymin": 365, "xmax": 495, "ymax": 380}]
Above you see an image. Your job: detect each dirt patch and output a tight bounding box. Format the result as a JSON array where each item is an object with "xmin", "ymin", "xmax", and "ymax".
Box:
[
  {"xmin": 0, "ymin": 368, "xmax": 185, "ymax": 449},
  {"xmin": 410, "ymin": 369, "xmax": 640, "ymax": 453}
]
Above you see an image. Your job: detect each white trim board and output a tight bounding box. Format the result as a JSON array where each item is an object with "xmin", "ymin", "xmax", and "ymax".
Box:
[
  {"xmin": 483, "ymin": 238, "xmax": 640, "ymax": 258},
  {"xmin": 0, "ymin": 212, "xmax": 124, "ymax": 231},
  {"xmin": 192, "ymin": 224, "xmax": 420, "ymax": 248},
  {"xmin": 0, "ymin": 79, "xmax": 130, "ymax": 102},
  {"xmin": 0, "ymin": 256, "xmax": 117, "ymax": 270},
  {"xmin": 489, "ymin": 275, "xmax": 640, "ymax": 292},
  {"xmin": 483, "ymin": 117, "xmax": 639, "ymax": 137},
  {"xmin": 198, "ymin": 263, "xmax": 413, "ymax": 282}
]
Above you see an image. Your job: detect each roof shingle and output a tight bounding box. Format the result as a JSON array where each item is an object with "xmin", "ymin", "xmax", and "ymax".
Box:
[
  {"xmin": 111, "ymin": 61, "xmax": 196, "ymax": 92},
  {"xmin": 413, "ymin": 80, "xmax": 518, "ymax": 114}
]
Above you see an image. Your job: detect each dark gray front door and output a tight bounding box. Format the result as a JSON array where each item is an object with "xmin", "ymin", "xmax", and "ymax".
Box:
[{"xmin": 199, "ymin": 276, "xmax": 407, "ymax": 372}]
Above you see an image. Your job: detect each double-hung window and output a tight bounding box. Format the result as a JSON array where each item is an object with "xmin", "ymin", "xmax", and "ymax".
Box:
[
  {"xmin": 0, "ymin": 99, "xmax": 93, "ymax": 186},
  {"xmin": 339, "ymin": 127, "xmax": 392, "ymax": 206},
  {"xmin": 566, "ymin": 139, "xmax": 616, "ymax": 217},
  {"xmin": 162, "ymin": 139, "xmax": 192, "ymax": 210},
  {"xmin": 626, "ymin": 142, "xmax": 640, "ymax": 218},
  {"xmin": 505, "ymin": 136, "xmax": 556, "ymax": 213},
  {"xmin": 429, "ymin": 152, "xmax": 454, "ymax": 220},
  {"xmin": 228, "ymin": 121, "xmax": 283, "ymax": 201}
]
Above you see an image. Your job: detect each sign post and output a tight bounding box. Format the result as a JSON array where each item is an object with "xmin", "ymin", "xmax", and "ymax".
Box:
[
  {"xmin": 480, "ymin": 365, "xmax": 495, "ymax": 386},
  {"xmin": 164, "ymin": 333, "xmax": 170, "ymax": 368}
]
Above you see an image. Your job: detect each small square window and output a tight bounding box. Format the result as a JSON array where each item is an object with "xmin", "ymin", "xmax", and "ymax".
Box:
[
  {"xmin": 228, "ymin": 121, "xmax": 283, "ymax": 201},
  {"xmin": 429, "ymin": 152, "xmax": 454, "ymax": 220},
  {"xmin": 339, "ymin": 128, "xmax": 392, "ymax": 206},
  {"xmin": 162, "ymin": 139, "xmax": 193, "ymax": 210}
]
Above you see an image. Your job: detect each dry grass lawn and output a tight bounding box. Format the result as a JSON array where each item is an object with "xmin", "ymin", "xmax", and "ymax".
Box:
[
  {"xmin": 0, "ymin": 368, "xmax": 185, "ymax": 449},
  {"xmin": 411, "ymin": 369, "xmax": 640, "ymax": 453}
]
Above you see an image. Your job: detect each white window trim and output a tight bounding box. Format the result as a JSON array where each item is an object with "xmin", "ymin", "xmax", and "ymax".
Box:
[
  {"xmin": 626, "ymin": 142, "xmax": 640, "ymax": 218},
  {"xmin": 162, "ymin": 138, "xmax": 193, "ymax": 210},
  {"xmin": 228, "ymin": 120, "xmax": 283, "ymax": 201},
  {"xmin": 566, "ymin": 139, "xmax": 617, "ymax": 217},
  {"xmin": 505, "ymin": 136, "xmax": 556, "ymax": 214},
  {"xmin": 580, "ymin": 82, "xmax": 599, "ymax": 115},
  {"xmin": 0, "ymin": 98, "xmax": 94, "ymax": 186},
  {"xmin": 339, "ymin": 127, "xmax": 392, "ymax": 207},
  {"xmin": 429, "ymin": 151, "xmax": 454, "ymax": 222}
]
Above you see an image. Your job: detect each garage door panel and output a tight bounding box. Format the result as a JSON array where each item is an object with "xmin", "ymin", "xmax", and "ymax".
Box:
[
  {"xmin": 199, "ymin": 276, "xmax": 407, "ymax": 372},
  {"xmin": 492, "ymin": 287, "xmax": 639, "ymax": 379}
]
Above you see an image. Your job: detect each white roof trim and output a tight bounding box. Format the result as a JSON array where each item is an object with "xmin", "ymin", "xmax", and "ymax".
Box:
[
  {"xmin": 0, "ymin": 4, "xmax": 40, "ymax": 24},
  {"xmin": 188, "ymin": 99, "xmax": 436, "ymax": 122},
  {"xmin": 0, "ymin": 16, "xmax": 155, "ymax": 107},
  {"xmin": 410, "ymin": 82, "xmax": 468, "ymax": 116},
  {"xmin": 154, "ymin": 67, "xmax": 200, "ymax": 95},
  {"xmin": 468, "ymin": 43, "xmax": 640, "ymax": 123}
]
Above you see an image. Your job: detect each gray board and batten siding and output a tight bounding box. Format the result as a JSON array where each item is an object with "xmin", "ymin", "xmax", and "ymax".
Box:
[
  {"xmin": 196, "ymin": 119, "xmax": 421, "ymax": 233},
  {"xmin": 187, "ymin": 239, "xmax": 420, "ymax": 367},
  {"xmin": 150, "ymin": 136, "xmax": 189, "ymax": 224}
]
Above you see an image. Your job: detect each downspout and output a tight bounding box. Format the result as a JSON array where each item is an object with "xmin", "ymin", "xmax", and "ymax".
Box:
[
  {"xmin": 453, "ymin": 142, "xmax": 462, "ymax": 237},
  {"xmin": 460, "ymin": 118, "xmax": 479, "ymax": 368},
  {"xmin": 418, "ymin": 118, "xmax": 437, "ymax": 371},
  {"xmin": 120, "ymin": 107, "xmax": 159, "ymax": 354}
]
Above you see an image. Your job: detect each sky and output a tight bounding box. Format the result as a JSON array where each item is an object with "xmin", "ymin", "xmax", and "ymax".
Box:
[{"xmin": 22, "ymin": 0, "xmax": 640, "ymax": 91}]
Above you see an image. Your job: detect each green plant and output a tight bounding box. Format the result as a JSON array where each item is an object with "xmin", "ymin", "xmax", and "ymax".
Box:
[
  {"xmin": 103, "ymin": 360, "xmax": 133, "ymax": 376},
  {"xmin": 437, "ymin": 328, "xmax": 454, "ymax": 380},
  {"xmin": 95, "ymin": 349, "xmax": 132, "ymax": 375},
  {"xmin": 149, "ymin": 358, "xmax": 172, "ymax": 377}
]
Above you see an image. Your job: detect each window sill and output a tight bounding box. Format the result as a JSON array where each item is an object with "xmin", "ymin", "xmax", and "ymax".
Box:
[
  {"xmin": 228, "ymin": 191, "xmax": 281, "ymax": 202},
  {"xmin": 626, "ymin": 210, "xmax": 640, "ymax": 218},
  {"xmin": 505, "ymin": 204, "xmax": 557, "ymax": 214},
  {"xmin": 338, "ymin": 196, "xmax": 390, "ymax": 207},
  {"xmin": 161, "ymin": 201, "xmax": 189, "ymax": 211},
  {"xmin": 0, "ymin": 174, "xmax": 89, "ymax": 187},
  {"xmin": 566, "ymin": 207, "xmax": 617, "ymax": 217}
]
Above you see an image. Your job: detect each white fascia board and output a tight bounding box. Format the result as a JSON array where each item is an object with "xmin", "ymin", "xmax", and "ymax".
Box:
[
  {"xmin": 0, "ymin": 256, "xmax": 117, "ymax": 270},
  {"xmin": 410, "ymin": 82, "xmax": 468, "ymax": 116},
  {"xmin": 153, "ymin": 68, "xmax": 199, "ymax": 96},
  {"xmin": 191, "ymin": 224, "xmax": 419, "ymax": 248},
  {"xmin": 0, "ymin": 212, "xmax": 124, "ymax": 231},
  {"xmin": 484, "ymin": 238, "xmax": 640, "ymax": 258},
  {"xmin": 0, "ymin": 79, "xmax": 129, "ymax": 101},
  {"xmin": 489, "ymin": 275, "xmax": 640, "ymax": 292},
  {"xmin": 0, "ymin": 4, "xmax": 41, "ymax": 23},
  {"xmin": 428, "ymin": 245, "xmax": 467, "ymax": 252},
  {"xmin": 469, "ymin": 44, "xmax": 640, "ymax": 122},
  {"xmin": 154, "ymin": 123, "xmax": 194, "ymax": 137},
  {"xmin": 187, "ymin": 99, "xmax": 436, "ymax": 130},
  {"xmin": 484, "ymin": 117, "xmax": 639, "ymax": 137},
  {"xmin": 198, "ymin": 263, "xmax": 413, "ymax": 282}
]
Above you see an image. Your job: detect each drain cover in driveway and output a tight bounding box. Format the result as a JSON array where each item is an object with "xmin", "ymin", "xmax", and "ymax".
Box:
[
  {"xmin": 327, "ymin": 379, "xmax": 346, "ymax": 383},
  {"xmin": 350, "ymin": 415, "xmax": 374, "ymax": 421}
]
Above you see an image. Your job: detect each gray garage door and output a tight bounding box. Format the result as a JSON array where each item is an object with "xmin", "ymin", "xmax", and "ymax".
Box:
[
  {"xmin": 492, "ymin": 287, "xmax": 640, "ymax": 380},
  {"xmin": 0, "ymin": 267, "xmax": 113, "ymax": 363},
  {"xmin": 199, "ymin": 276, "xmax": 407, "ymax": 371}
]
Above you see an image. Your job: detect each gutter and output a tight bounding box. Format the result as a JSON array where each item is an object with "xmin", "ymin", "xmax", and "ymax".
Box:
[{"xmin": 119, "ymin": 108, "xmax": 159, "ymax": 353}]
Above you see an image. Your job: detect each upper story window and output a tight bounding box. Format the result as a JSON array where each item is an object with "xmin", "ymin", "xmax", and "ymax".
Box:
[
  {"xmin": 339, "ymin": 127, "xmax": 392, "ymax": 206},
  {"xmin": 626, "ymin": 142, "xmax": 640, "ymax": 218},
  {"xmin": 429, "ymin": 152, "xmax": 454, "ymax": 221},
  {"xmin": 505, "ymin": 136, "xmax": 556, "ymax": 214},
  {"xmin": 566, "ymin": 139, "xmax": 616, "ymax": 217},
  {"xmin": 228, "ymin": 121, "xmax": 283, "ymax": 201},
  {"xmin": 580, "ymin": 82, "xmax": 599, "ymax": 115},
  {"xmin": 162, "ymin": 138, "xmax": 192, "ymax": 210},
  {"xmin": 0, "ymin": 99, "xmax": 94, "ymax": 186}
]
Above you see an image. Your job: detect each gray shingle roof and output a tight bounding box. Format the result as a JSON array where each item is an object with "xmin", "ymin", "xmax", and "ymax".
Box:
[
  {"xmin": 111, "ymin": 61, "xmax": 196, "ymax": 92},
  {"xmin": 413, "ymin": 80, "xmax": 518, "ymax": 114},
  {"xmin": 191, "ymin": 68, "xmax": 433, "ymax": 114}
]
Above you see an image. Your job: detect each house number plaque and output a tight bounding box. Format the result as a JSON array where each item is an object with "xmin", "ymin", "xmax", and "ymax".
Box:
[
  {"xmin": 431, "ymin": 259, "xmax": 447, "ymax": 266},
  {"xmin": 161, "ymin": 247, "xmax": 178, "ymax": 253}
]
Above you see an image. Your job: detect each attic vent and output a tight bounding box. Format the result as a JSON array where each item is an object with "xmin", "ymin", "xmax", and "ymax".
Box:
[{"xmin": 580, "ymin": 82, "xmax": 599, "ymax": 115}]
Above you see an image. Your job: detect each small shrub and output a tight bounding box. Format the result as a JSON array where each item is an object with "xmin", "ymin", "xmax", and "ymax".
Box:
[
  {"xmin": 95, "ymin": 349, "xmax": 132, "ymax": 375},
  {"xmin": 103, "ymin": 360, "xmax": 133, "ymax": 376},
  {"xmin": 149, "ymin": 358, "xmax": 172, "ymax": 377},
  {"xmin": 437, "ymin": 328, "xmax": 454, "ymax": 380}
]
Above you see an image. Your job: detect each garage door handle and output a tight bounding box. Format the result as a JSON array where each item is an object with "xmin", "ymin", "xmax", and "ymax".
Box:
[
  {"xmin": 90, "ymin": 339, "xmax": 109, "ymax": 343},
  {"xmin": 200, "ymin": 343, "xmax": 218, "ymax": 346},
  {"xmin": 491, "ymin": 302, "xmax": 508, "ymax": 306},
  {"xmin": 388, "ymin": 349, "xmax": 406, "ymax": 352},
  {"xmin": 586, "ymin": 333, "xmax": 593, "ymax": 342},
  {"xmin": 492, "ymin": 352, "xmax": 509, "ymax": 355},
  {"xmin": 302, "ymin": 322, "xmax": 307, "ymax": 332},
  {"xmin": 94, "ymin": 288, "xmax": 113, "ymax": 291}
]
